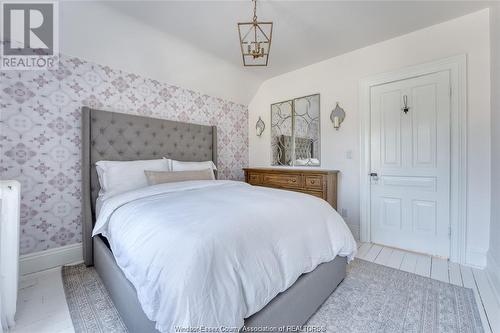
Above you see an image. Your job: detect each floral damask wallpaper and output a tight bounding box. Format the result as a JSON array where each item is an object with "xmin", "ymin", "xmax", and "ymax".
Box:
[{"xmin": 0, "ymin": 55, "xmax": 248, "ymax": 255}]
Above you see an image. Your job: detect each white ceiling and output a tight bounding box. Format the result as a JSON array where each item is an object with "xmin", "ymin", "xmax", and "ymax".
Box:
[{"xmin": 105, "ymin": 0, "xmax": 490, "ymax": 83}]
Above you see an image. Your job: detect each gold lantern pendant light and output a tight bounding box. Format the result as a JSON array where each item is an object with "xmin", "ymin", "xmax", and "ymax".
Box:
[{"xmin": 237, "ymin": 0, "xmax": 273, "ymax": 66}]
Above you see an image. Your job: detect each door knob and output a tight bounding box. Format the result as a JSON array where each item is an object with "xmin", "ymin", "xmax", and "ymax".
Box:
[{"xmin": 370, "ymin": 172, "xmax": 379, "ymax": 181}]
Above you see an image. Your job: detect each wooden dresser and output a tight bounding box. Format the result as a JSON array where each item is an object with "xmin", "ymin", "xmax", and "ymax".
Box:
[{"xmin": 243, "ymin": 168, "xmax": 339, "ymax": 209}]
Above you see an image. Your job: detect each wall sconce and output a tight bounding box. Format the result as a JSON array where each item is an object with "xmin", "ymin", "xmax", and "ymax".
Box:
[
  {"xmin": 256, "ymin": 116, "xmax": 265, "ymax": 136},
  {"xmin": 330, "ymin": 102, "xmax": 345, "ymax": 130}
]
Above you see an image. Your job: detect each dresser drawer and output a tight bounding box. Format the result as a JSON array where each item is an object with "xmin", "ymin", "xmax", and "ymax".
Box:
[
  {"xmin": 247, "ymin": 173, "xmax": 262, "ymax": 185},
  {"xmin": 305, "ymin": 175, "xmax": 323, "ymax": 190},
  {"xmin": 262, "ymin": 173, "xmax": 302, "ymax": 188},
  {"xmin": 294, "ymin": 189, "xmax": 324, "ymax": 199},
  {"xmin": 243, "ymin": 168, "xmax": 338, "ymax": 209}
]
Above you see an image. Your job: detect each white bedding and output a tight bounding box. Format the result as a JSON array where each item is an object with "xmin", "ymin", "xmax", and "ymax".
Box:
[{"xmin": 93, "ymin": 180, "xmax": 357, "ymax": 332}]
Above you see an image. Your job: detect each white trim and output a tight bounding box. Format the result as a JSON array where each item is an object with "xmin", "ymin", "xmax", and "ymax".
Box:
[
  {"xmin": 359, "ymin": 54, "xmax": 467, "ymax": 264},
  {"xmin": 19, "ymin": 243, "xmax": 83, "ymax": 275},
  {"xmin": 487, "ymin": 252, "xmax": 500, "ymax": 304},
  {"xmin": 465, "ymin": 247, "xmax": 487, "ymax": 269}
]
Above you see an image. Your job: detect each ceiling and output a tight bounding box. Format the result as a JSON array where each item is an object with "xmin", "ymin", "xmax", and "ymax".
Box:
[{"xmin": 105, "ymin": 0, "xmax": 490, "ymax": 83}]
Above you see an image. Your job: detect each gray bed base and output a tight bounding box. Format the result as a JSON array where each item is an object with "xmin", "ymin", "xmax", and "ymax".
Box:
[
  {"xmin": 95, "ymin": 236, "xmax": 346, "ymax": 332},
  {"xmin": 83, "ymin": 107, "xmax": 347, "ymax": 332}
]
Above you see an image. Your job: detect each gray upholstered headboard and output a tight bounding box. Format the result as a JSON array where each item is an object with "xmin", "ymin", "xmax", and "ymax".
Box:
[{"xmin": 81, "ymin": 107, "xmax": 217, "ymax": 265}]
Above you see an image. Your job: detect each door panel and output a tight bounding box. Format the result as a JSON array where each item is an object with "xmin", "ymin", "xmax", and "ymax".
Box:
[
  {"xmin": 370, "ymin": 71, "xmax": 450, "ymax": 257},
  {"xmin": 382, "ymin": 176, "xmax": 436, "ymax": 191},
  {"xmin": 412, "ymin": 84, "xmax": 437, "ymax": 168},
  {"xmin": 381, "ymin": 90, "xmax": 402, "ymax": 168},
  {"xmin": 412, "ymin": 200, "xmax": 437, "ymax": 233},
  {"xmin": 380, "ymin": 197, "xmax": 402, "ymax": 229}
]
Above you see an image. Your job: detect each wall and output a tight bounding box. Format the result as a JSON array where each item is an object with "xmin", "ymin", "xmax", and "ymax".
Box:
[
  {"xmin": 248, "ymin": 10, "xmax": 491, "ymax": 266},
  {"xmin": 488, "ymin": 3, "xmax": 500, "ymax": 298},
  {"xmin": 59, "ymin": 1, "xmax": 260, "ymax": 105},
  {"xmin": 0, "ymin": 55, "xmax": 248, "ymax": 255}
]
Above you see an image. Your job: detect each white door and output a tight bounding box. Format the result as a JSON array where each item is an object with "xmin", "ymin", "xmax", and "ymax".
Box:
[{"xmin": 370, "ymin": 71, "xmax": 451, "ymax": 257}]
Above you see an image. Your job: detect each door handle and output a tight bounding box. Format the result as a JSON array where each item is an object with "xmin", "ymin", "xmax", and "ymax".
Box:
[{"xmin": 370, "ymin": 172, "xmax": 379, "ymax": 181}]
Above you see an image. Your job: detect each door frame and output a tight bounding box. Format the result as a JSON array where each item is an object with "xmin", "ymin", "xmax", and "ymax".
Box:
[{"xmin": 359, "ymin": 54, "xmax": 467, "ymax": 264}]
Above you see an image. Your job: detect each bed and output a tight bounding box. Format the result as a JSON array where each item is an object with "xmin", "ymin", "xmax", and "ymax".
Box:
[{"xmin": 81, "ymin": 107, "xmax": 356, "ymax": 333}]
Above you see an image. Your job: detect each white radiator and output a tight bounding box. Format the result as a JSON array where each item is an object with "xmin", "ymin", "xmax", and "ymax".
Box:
[{"xmin": 0, "ymin": 181, "xmax": 20, "ymax": 332}]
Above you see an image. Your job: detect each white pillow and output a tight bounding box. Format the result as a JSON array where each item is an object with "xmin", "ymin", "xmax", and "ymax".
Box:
[
  {"xmin": 96, "ymin": 159, "xmax": 170, "ymax": 199},
  {"xmin": 294, "ymin": 158, "xmax": 320, "ymax": 166},
  {"xmin": 167, "ymin": 158, "xmax": 217, "ymax": 172}
]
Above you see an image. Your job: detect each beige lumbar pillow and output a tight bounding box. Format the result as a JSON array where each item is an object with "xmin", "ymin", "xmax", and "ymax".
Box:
[{"xmin": 144, "ymin": 169, "xmax": 215, "ymax": 186}]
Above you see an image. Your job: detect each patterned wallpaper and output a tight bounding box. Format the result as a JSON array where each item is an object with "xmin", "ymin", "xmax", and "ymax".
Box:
[{"xmin": 0, "ymin": 55, "xmax": 248, "ymax": 255}]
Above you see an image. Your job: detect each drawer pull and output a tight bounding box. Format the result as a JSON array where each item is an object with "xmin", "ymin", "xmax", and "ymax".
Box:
[{"xmin": 305, "ymin": 176, "xmax": 322, "ymax": 189}]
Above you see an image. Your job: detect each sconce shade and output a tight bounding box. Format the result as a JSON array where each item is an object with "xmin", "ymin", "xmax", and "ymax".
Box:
[
  {"xmin": 256, "ymin": 116, "xmax": 265, "ymax": 136},
  {"xmin": 330, "ymin": 102, "xmax": 346, "ymax": 130}
]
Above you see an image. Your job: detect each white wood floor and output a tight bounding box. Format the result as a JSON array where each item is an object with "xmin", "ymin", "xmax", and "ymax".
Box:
[
  {"xmin": 357, "ymin": 242, "xmax": 500, "ymax": 333},
  {"xmin": 10, "ymin": 266, "xmax": 74, "ymax": 333},
  {"xmin": 8, "ymin": 244, "xmax": 500, "ymax": 333}
]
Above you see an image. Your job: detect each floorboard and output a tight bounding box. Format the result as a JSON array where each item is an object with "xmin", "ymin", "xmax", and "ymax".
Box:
[
  {"xmin": 356, "ymin": 243, "xmax": 372, "ymax": 259},
  {"xmin": 461, "ymin": 265, "xmax": 492, "ymax": 333},
  {"xmin": 374, "ymin": 247, "xmax": 393, "ymax": 265},
  {"xmin": 431, "ymin": 257, "xmax": 449, "ymax": 283},
  {"xmin": 414, "ymin": 254, "xmax": 431, "ymax": 277},
  {"xmin": 448, "ymin": 262, "xmax": 463, "ymax": 286},
  {"xmin": 473, "ymin": 268, "xmax": 500, "ymax": 332},
  {"xmin": 386, "ymin": 249, "xmax": 405, "ymax": 269},
  {"xmin": 12, "ymin": 267, "xmax": 74, "ymax": 333},
  {"xmin": 400, "ymin": 252, "xmax": 418, "ymax": 273},
  {"xmin": 363, "ymin": 244, "xmax": 383, "ymax": 262}
]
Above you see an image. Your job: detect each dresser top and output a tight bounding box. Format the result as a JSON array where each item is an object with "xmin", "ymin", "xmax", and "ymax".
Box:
[{"xmin": 243, "ymin": 167, "xmax": 339, "ymax": 174}]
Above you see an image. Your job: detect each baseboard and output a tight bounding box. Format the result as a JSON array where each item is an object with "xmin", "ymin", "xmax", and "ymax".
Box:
[
  {"xmin": 486, "ymin": 252, "xmax": 500, "ymax": 306},
  {"xmin": 19, "ymin": 243, "xmax": 83, "ymax": 275},
  {"xmin": 465, "ymin": 247, "xmax": 487, "ymax": 269}
]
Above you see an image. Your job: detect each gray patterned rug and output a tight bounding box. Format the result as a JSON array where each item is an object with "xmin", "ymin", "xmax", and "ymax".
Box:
[
  {"xmin": 62, "ymin": 259, "xmax": 483, "ymax": 333},
  {"xmin": 307, "ymin": 259, "xmax": 483, "ymax": 332},
  {"xmin": 62, "ymin": 264, "xmax": 127, "ymax": 332}
]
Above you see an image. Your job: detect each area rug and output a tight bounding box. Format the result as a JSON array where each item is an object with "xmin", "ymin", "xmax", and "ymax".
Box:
[
  {"xmin": 62, "ymin": 264, "xmax": 127, "ymax": 332},
  {"xmin": 62, "ymin": 259, "xmax": 484, "ymax": 333},
  {"xmin": 307, "ymin": 259, "xmax": 484, "ymax": 332}
]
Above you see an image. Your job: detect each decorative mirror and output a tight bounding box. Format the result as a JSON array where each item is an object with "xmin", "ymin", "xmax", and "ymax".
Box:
[{"xmin": 271, "ymin": 94, "xmax": 320, "ymax": 166}]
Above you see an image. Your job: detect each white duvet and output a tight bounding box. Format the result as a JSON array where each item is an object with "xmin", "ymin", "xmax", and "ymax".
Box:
[{"xmin": 93, "ymin": 180, "xmax": 357, "ymax": 333}]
